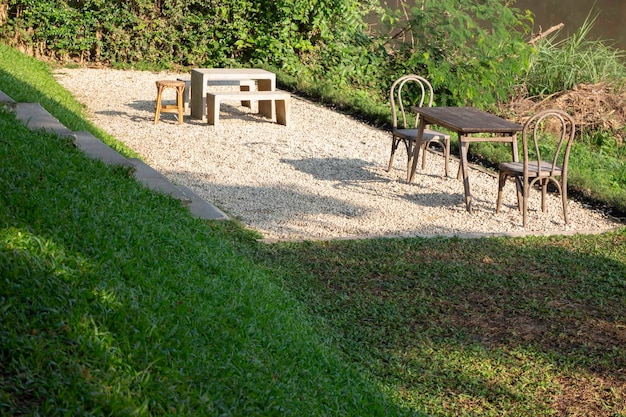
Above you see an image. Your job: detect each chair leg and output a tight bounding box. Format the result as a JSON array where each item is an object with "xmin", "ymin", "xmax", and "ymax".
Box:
[
  {"xmin": 405, "ymin": 139, "xmax": 415, "ymax": 182},
  {"xmin": 176, "ymin": 86, "xmax": 184, "ymax": 124},
  {"xmin": 541, "ymin": 178, "xmax": 548, "ymax": 213},
  {"xmin": 562, "ymin": 186, "xmax": 569, "ymax": 224},
  {"xmin": 496, "ymin": 172, "xmax": 506, "ymax": 213},
  {"xmin": 444, "ymin": 139, "xmax": 450, "ymax": 178},
  {"xmin": 387, "ymin": 137, "xmax": 399, "ymax": 172},
  {"xmin": 513, "ymin": 177, "xmax": 523, "ymax": 211},
  {"xmin": 522, "ymin": 181, "xmax": 529, "ymax": 228},
  {"xmin": 421, "ymin": 142, "xmax": 428, "ymax": 171}
]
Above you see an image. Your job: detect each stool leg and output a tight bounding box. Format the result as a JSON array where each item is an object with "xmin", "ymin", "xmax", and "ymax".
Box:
[
  {"xmin": 176, "ymin": 85, "xmax": 184, "ymax": 124},
  {"xmin": 154, "ymin": 85, "xmax": 164, "ymax": 124}
]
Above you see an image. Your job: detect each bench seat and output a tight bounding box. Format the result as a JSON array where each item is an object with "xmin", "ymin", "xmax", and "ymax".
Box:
[
  {"xmin": 206, "ymin": 90, "xmax": 290, "ymax": 126},
  {"xmin": 177, "ymin": 78, "xmax": 256, "ymax": 111}
]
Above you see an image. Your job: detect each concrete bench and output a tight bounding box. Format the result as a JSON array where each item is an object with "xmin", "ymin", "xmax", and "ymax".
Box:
[
  {"xmin": 177, "ymin": 78, "xmax": 255, "ymax": 111},
  {"xmin": 206, "ymin": 90, "xmax": 290, "ymax": 126}
]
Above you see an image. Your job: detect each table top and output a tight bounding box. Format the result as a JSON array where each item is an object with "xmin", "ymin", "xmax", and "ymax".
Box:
[
  {"xmin": 413, "ymin": 106, "xmax": 523, "ymax": 134},
  {"xmin": 191, "ymin": 68, "xmax": 275, "ymax": 79}
]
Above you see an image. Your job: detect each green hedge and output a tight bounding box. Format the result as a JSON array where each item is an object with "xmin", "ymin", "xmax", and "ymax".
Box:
[{"xmin": 0, "ymin": 0, "xmax": 370, "ymax": 69}]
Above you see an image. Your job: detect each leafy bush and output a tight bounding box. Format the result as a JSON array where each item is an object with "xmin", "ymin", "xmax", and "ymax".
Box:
[
  {"xmin": 375, "ymin": 0, "xmax": 533, "ymax": 109},
  {"xmin": 0, "ymin": 0, "xmax": 376, "ymax": 70},
  {"xmin": 1, "ymin": 0, "xmax": 536, "ymax": 110}
]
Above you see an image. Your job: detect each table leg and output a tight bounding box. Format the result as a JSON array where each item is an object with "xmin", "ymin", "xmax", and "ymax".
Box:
[
  {"xmin": 510, "ymin": 133, "xmax": 519, "ymax": 162},
  {"xmin": 459, "ymin": 136, "xmax": 473, "ymax": 213},
  {"xmin": 190, "ymin": 71, "xmax": 206, "ymax": 120},
  {"xmin": 408, "ymin": 120, "xmax": 426, "ymax": 183},
  {"xmin": 510, "ymin": 133, "xmax": 523, "ymax": 210}
]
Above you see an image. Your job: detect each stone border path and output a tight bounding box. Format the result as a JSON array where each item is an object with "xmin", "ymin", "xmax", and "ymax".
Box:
[{"xmin": 1, "ymin": 89, "xmax": 228, "ymax": 221}]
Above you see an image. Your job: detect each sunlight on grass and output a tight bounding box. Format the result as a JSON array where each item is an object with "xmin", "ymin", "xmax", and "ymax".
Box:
[
  {"xmin": 386, "ymin": 344, "xmax": 558, "ymax": 416},
  {"xmin": 0, "ymin": 108, "xmax": 417, "ymax": 416}
]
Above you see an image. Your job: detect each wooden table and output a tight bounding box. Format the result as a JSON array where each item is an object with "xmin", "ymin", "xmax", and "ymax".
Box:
[
  {"xmin": 190, "ymin": 68, "xmax": 276, "ymax": 120},
  {"xmin": 410, "ymin": 107, "xmax": 523, "ymax": 213}
]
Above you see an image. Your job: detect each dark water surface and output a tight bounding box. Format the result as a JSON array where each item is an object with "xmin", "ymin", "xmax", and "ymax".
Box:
[
  {"xmin": 374, "ymin": 1, "xmax": 626, "ymax": 51},
  {"xmin": 510, "ymin": 1, "xmax": 625, "ymax": 50}
]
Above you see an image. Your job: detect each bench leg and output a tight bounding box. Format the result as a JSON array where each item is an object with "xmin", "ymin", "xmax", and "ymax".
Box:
[
  {"xmin": 179, "ymin": 79, "xmax": 190, "ymax": 111},
  {"xmin": 207, "ymin": 95, "xmax": 220, "ymax": 126},
  {"xmin": 275, "ymin": 98, "xmax": 290, "ymax": 126},
  {"xmin": 258, "ymin": 100, "xmax": 273, "ymax": 119},
  {"xmin": 240, "ymin": 84, "xmax": 251, "ymax": 108}
]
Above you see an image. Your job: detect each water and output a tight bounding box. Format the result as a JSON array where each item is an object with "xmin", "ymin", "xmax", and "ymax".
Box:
[
  {"xmin": 515, "ymin": 0, "xmax": 626, "ymax": 50},
  {"xmin": 372, "ymin": 1, "xmax": 626, "ymax": 51}
]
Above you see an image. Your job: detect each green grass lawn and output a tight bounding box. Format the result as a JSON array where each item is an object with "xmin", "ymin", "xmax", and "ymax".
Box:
[
  {"xmin": 1, "ymin": 42, "xmax": 625, "ymax": 416},
  {"xmin": 0, "ymin": 110, "xmax": 415, "ymax": 416},
  {"xmin": 238, "ymin": 232, "xmax": 626, "ymax": 416}
]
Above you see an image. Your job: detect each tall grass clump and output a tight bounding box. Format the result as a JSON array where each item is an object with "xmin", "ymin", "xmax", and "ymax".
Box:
[{"xmin": 524, "ymin": 11, "xmax": 626, "ymax": 96}]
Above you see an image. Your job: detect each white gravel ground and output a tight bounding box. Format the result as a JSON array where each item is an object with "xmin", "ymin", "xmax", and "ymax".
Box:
[{"xmin": 54, "ymin": 68, "xmax": 623, "ymax": 241}]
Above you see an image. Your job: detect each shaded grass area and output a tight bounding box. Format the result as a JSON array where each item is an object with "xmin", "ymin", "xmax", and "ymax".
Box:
[
  {"xmin": 228, "ymin": 229, "xmax": 626, "ymax": 416},
  {"xmin": 0, "ymin": 111, "xmax": 418, "ymax": 416}
]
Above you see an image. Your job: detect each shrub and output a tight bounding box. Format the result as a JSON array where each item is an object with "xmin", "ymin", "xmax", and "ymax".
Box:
[{"xmin": 375, "ymin": 0, "xmax": 533, "ymax": 109}]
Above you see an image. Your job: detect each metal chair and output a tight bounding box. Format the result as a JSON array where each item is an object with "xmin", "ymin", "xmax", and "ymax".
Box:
[
  {"xmin": 496, "ymin": 109, "xmax": 576, "ymax": 227},
  {"xmin": 387, "ymin": 74, "xmax": 450, "ymax": 179}
]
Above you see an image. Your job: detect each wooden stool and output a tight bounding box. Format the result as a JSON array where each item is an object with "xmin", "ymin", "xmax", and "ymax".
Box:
[{"xmin": 154, "ymin": 80, "xmax": 185, "ymax": 124}]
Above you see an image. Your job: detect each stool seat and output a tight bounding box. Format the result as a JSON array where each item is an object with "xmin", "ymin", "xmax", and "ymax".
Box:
[{"xmin": 154, "ymin": 80, "xmax": 185, "ymax": 124}]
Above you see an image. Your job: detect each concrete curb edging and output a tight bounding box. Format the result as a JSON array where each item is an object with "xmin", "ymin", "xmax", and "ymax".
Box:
[{"xmin": 1, "ymin": 90, "xmax": 228, "ymax": 221}]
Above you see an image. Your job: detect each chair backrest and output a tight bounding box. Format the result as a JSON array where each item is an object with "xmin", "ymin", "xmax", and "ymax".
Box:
[
  {"xmin": 522, "ymin": 109, "xmax": 576, "ymax": 178},
  {"xmin": 390, "ymin": 75, "xmax": 434, "ymax": 129}
]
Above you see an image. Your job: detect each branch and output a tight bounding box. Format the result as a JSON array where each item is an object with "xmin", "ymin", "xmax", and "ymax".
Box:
[{"xmin": 528, "ymin": 23, "xmax": 565, "ymax": 44}]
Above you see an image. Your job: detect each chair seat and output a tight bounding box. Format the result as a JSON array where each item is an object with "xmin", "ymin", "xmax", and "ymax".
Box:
[
  {"xmin": 499, "ymin": 161, "xmax": 562, "ymax": 177},
  {"xmin": 393, "ymin": 128, "xmax": 450, "ymax": 141},
  {"xmin": 495, "ymin": 109, "xmax": 575, "ymax": 228},
  {"xmin": 387, "ymin": 74, "xmax": 450, "ymax": 178}
]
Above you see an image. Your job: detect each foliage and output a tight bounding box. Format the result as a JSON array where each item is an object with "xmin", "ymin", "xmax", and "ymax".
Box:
[
  {"xmin": 524, "ymin": 10, "xmax": 626, "ymax": 96},
  {"xmin": 375, "ymin": 0, "xmax": 534, "ymax": 109},
  {"xmin": 0, "ymin": 0, "xmax": 375, "ymax": 70},
  {"xmin": 0, "ymin": 0, "xmax": 536, "ymax": 111}
]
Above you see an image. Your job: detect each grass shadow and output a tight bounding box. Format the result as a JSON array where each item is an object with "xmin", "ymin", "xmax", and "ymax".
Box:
[{"xmin": 249, "ymin": 233, "xmax": 626, "ymax": 415}]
